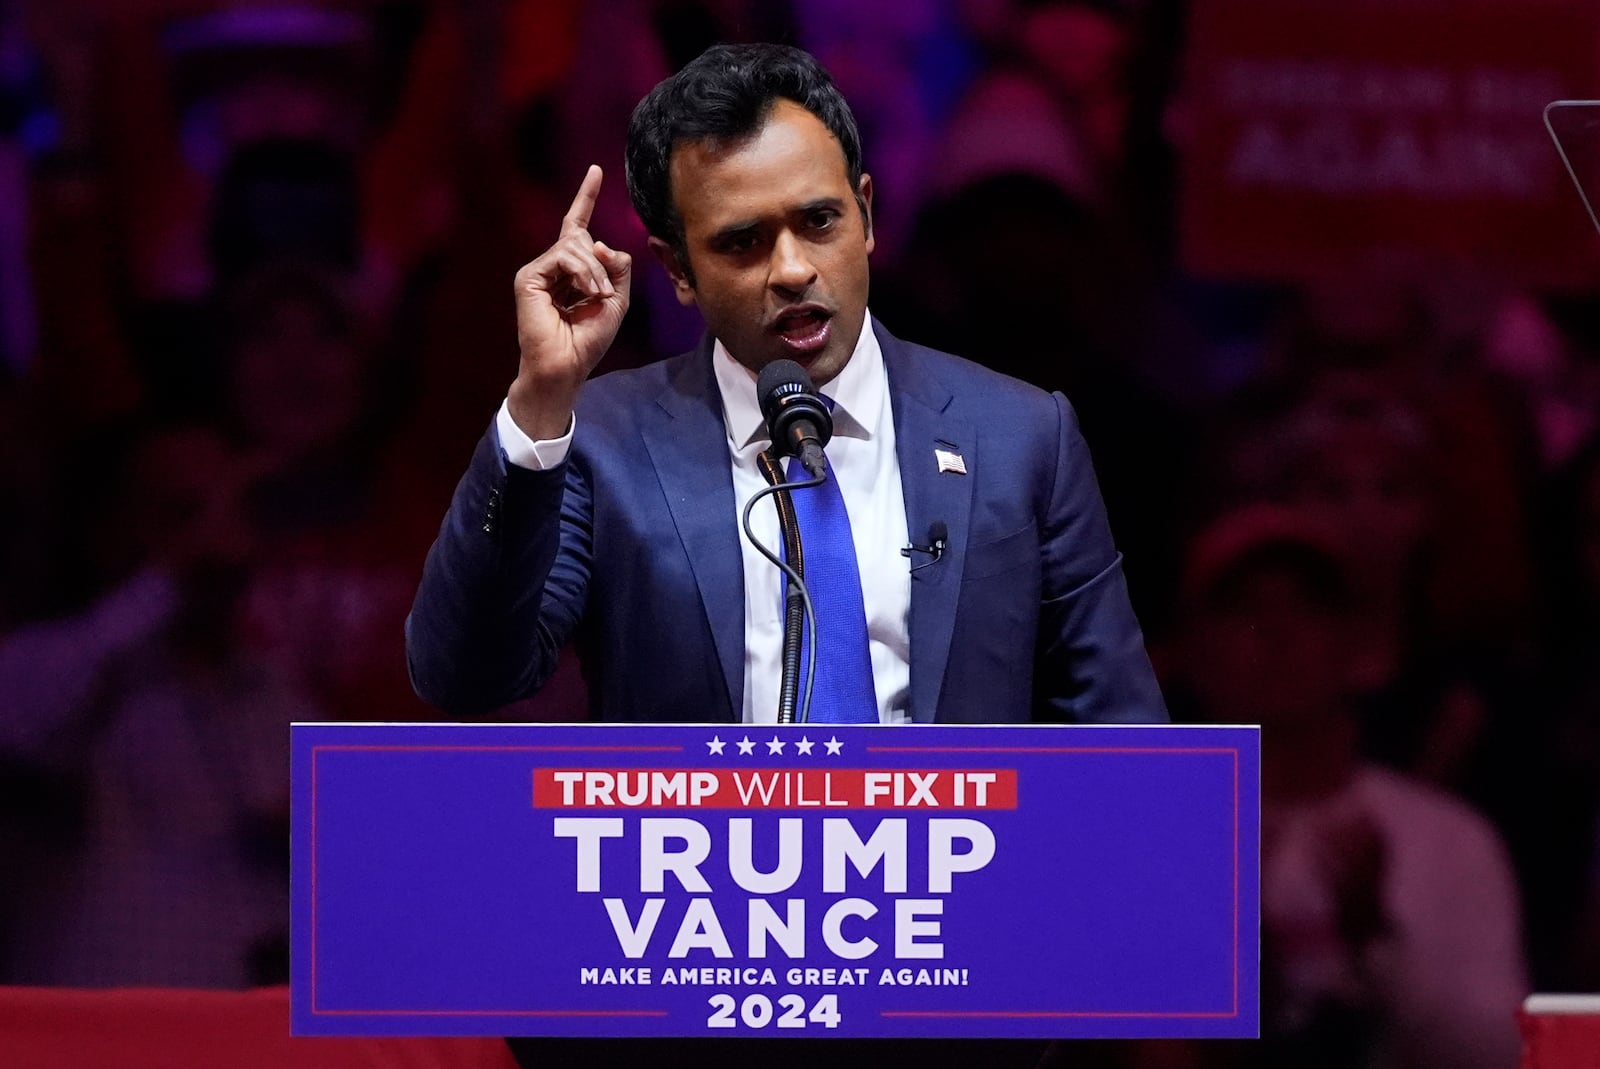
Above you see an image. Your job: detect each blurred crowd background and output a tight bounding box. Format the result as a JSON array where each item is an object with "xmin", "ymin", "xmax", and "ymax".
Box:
[{"xmin": 1, "ymin": 0, "xmax": 1599, "ymax": 1066}]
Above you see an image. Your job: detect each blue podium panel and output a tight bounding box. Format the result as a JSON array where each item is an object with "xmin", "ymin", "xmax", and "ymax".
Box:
[{"xmin": 291, "ymin": 723, "xmax": 1258, "ymax": 1039}]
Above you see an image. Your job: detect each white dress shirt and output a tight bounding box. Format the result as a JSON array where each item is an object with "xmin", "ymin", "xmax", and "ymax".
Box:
[{"xmin": 495, "ymin": 311, "xmax": 912, "ymax": 724}]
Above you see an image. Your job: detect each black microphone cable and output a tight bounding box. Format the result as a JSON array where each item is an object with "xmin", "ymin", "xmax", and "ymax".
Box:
[{"xmin": 741, "ymin": 457, "xmax": 825, "ymax": 724}]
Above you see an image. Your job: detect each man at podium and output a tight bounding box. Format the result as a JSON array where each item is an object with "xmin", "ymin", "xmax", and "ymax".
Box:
[{"xmin": 405, "ymin": 42, "xmax": 1167, "ymax": 733}]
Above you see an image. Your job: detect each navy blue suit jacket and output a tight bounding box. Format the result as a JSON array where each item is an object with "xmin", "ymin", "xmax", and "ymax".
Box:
[{"xmin": 407, "ymin": 320, "xmax": 1166, "ymax": 724}]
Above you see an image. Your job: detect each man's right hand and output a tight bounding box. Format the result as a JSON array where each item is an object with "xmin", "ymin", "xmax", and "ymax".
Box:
[{"xmin": 508, "ymin": 164, "xmax": 633, "ymax": 440}]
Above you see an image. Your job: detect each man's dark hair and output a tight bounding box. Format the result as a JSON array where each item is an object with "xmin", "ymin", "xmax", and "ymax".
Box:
[{"xmin": 624, "ymin": 43, "xmax": 866, "ymax": 278}]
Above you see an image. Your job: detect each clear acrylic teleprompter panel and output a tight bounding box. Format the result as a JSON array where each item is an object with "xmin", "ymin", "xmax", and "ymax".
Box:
[{"xmin": 1547, "ymin": 101, "xmax": 1600, "ymax": 234}]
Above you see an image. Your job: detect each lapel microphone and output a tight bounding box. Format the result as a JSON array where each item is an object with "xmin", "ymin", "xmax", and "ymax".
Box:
[{"xmin": 901, "ymin": 520, "xmax": 948, "ymax": 571}]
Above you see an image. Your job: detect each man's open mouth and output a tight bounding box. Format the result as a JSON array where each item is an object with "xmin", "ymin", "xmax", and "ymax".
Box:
[{"xmin": 773, "ymin": 307, "xmax": 832, "ymax": 353}]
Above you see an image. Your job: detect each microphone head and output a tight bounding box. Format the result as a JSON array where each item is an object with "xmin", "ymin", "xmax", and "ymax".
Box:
[
  {"xmin": 928, "ymin": 520, "xmax": 949, "ymax": 548},
  {"xmin": 756, "ymin": 359, "xmax": 812, "ymax": 407},
  {"xmin": 757, "ymin": 359, "xmax": 832, "ymax": 457}
]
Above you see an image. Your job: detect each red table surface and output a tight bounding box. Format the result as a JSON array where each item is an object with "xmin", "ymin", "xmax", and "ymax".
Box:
[
  {"xmin": 0, "ymin": 985, "xmax": 520, "ymax": 1069},
  {"xmin": 1519, "ymin": 1009, "xmax": 1600, "ymax": 1069}
]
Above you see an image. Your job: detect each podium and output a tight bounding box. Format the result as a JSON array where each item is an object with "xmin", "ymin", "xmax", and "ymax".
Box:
[
  {"xmin": 290, "ymin": 722, "xmax": 1259, "ymax": 1040},
  {"xmin": 1523, "ymin": 103, "xmax": 1600, "ymax": 1069}
]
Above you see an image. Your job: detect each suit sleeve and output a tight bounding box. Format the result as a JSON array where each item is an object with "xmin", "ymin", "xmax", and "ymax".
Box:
[
  {"xmin": 1034, "ymin": 392, "xmax": 1168, "ymax": 724},
  {"xmin": 404, "ymin": 419, "xmax": 593, "ymax": 716}
]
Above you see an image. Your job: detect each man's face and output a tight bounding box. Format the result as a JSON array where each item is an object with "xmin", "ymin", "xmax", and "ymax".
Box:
[{"xmin": 652, "ymin": 99, "xmax": 874, "ymax": 385}]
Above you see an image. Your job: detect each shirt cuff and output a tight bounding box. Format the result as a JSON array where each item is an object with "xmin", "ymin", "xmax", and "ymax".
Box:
[{"xmin": 496, "ymin": 397, "xmax": 574, "ymax": 470}]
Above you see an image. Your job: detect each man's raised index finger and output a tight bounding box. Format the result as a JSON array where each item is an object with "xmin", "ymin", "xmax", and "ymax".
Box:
[{"xmin": 562, "ymin": 164, "xmax": 603, "ymax": 236}]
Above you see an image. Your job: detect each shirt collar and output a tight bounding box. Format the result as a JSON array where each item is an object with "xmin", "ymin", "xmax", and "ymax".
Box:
[{"xmin": 712, "ymin": 310, "xmax": 885, "ymax": 450}]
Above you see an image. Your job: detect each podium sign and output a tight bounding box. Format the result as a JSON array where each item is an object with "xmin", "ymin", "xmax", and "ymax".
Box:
[{"xmin": 291, "ymin": 723, "xmax": 1259, "ymax": 1039}]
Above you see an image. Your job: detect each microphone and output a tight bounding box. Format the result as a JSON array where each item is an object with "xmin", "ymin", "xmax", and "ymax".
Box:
[
  {"xmin": 757, "ymin": 359, "xmax": 832, "ymax": 478},
  {"xmin": 901, "ymin": 520, "xmax": 948, "ymax": 571}
]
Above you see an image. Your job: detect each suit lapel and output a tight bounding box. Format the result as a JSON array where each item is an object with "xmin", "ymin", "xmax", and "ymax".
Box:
[
  {"xmin": 880, "ymin": 323, "xmax": 976, "ymax": 724},
  {"xmin": 641, "ymin": 341, "xmax": 744, "ymax": 720}
]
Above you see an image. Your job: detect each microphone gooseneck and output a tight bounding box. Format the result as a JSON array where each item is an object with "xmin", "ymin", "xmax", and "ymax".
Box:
[{"xmin": 743, "ymin": 454, "xmax": 824, "ymax": 723}]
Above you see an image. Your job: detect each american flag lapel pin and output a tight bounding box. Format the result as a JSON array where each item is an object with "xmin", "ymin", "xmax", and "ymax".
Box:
[{"xmin": 934, "ymin": 447, "xmax": 967, "ymax": 475}]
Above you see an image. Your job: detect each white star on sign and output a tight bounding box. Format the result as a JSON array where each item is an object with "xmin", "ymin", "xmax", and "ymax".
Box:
[
  {"xmin": 736, "ymin": 735, "xmax": 756, "ymax": 755},
  {"xmin": 766, "ymin": 737, "xmax": 785, "ymax": 755},
  {"xmin": 706, "ymin": 736, "xmax": 726, "ymax": 755},
  {"xmin": 794, "ymin": 736, "xmax": 815, "ymax": 755},
  {"xmin": 824, "ymin": 736, "xmax": 844, "ymax": 755}
]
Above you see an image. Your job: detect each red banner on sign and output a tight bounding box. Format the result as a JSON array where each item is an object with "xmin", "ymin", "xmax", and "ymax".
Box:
[{"xmin": 533, "ymin": 768, "xmax": 1020, "ymax": 810}]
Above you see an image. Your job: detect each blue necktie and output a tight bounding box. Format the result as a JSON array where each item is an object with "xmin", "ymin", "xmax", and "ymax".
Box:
[{"xmin": 783, "ymin": 450, "xmax": 878, "ymax": 724}]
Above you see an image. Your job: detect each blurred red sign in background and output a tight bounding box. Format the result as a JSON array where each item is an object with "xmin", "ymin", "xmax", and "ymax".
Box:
[{"xmin": 1179, "ymin": 0, "xmax": 1600, "ymax": 287}]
